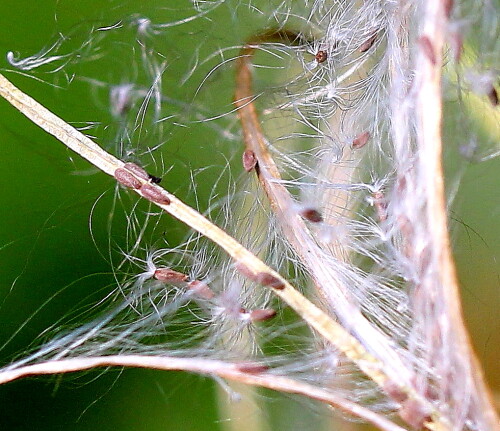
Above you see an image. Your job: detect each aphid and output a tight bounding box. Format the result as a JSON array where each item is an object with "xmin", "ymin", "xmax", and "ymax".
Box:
[
  {"xmin": 487, "ymin": 85, "xmax": 498, "ymax": 106},
  {"xmin": 372, "ymin": 190, "xmax": 388, "ymax": 222},
  {"xmin": 383, "ymin": 380, "xmax": 408, "ymax": 403},
  {"xmin": 300, "ymin": 208, "xmax": 323, "ymax": 223},
  {"xmin": 234, "ymin": 262, "xmax": 254, "ymax": 279},
  {"xmin": 235, "ymin": 263, "xmax": 285, "ymax": 290},
  {"xmin": 235, "ymin": 363, "xmax": 269, "ymax": 374},
  {"xmin": 242, "ymin": 149, "xmax": 257, "ymax": 172},
  {"xmin": 443, "ymin": 0, "xmax": 453, "ymax": 18},
  {"xmin": 123, "ymin": 162, "xmax": 149, "ymax": 180},
  {"xmin": 114, "ymin": 168, "xmax": 142, "ymax": 189},
  {"xmin": 187, "ymin": 280, "xmax": 215, "ymax": 299},
  {"xmin": 448, "ymin": 29, "xmax": 463, "ymax": 62},
  {"xmin": 256, "ymin": 272, "xmax": 285, "ymax": 290},
  {"xmin": 154, "ymin": 268, "xmax": 188, "ymax": 283},
  {"xmin": 315, "ymin": 50, "xmax": 328, "ymax": 64},
  {"xmin": 249, "ymin": 308, "xmax": 276, "ymax": 322},
  {"xmin": 140, "ymin": 183, "xmax": 171, "ymax": 205},
  {"xmin": 419, "ymin": 36, "xmax": 436, "ymax": 65},
  {"xmin": 359, "ymin": 33, "xmax": 378, "ymax": 52},
  {"xmin": 352, "ymin": 131, "xmax": 370, "ymax": 149},
  {"xmin": 399, "ymin": 399, "xmax": 432, "ymax": 430}
]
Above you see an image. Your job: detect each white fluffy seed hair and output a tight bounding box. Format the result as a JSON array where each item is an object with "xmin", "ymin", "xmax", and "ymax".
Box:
[{"xmin": 1, "ymin": 1, "xmax": 499, "ymax": 430}]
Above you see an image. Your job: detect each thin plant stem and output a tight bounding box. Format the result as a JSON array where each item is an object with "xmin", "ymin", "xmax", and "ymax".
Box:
[
  {"xmin": 0, "ymin": 71, "xmax": 409, "ymax": 427},
  {"xmin": 233, "ymin": 30, "xmax": 453, "ymax": 431},
  {"xmin": 415, "ymin": 1, "xmax": 499, "ymax": 429},
  {"xmin": 0, "ymin": 63, "xmax": 459, "ymax": 430},
  {"xmin": 0, "ymin": 355, "xmax": 408, "ymax": 431}
]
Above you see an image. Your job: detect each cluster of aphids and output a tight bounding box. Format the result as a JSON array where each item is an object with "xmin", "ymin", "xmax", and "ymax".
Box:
[
  {"xmin": 151, "ymin": 266, "xmax": 276, "ymax": 375},
  {"xmin": 114, "ymin": 162, "xmax": 288, "ymax": 302}
]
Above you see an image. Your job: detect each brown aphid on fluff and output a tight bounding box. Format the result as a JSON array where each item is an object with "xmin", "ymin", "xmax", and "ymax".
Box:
[
  {"xmin": 154, "ymin": 268, "xmax": 189, "ymax": 283},
  {"xmin": 352, "ymin": 131, "xmax": 370, "ymax": 149},
  {"xmin": 242, "ymin": 149, "xmax": 257, "ymax": 172},
  {"xmin": 300, "ymin": 207, "xmax": 323, "ymax": 223},
  {"xmin": 187, "ymin": 280, "xmax": 215, "ymax": 300},
  {"xmin": 248, "ymin": 308, "xmax": 277, "ymax": 322},
  {"xmin": 315, "ymin": 50, "xmax": 328, "ymax": 64}
]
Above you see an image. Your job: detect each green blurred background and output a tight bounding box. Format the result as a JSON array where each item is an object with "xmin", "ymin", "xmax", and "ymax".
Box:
[
  {"xmin": 0, "ymin": 1, "xmax": 244, "ymax": 430},
  {"xmin": 0, "ymin": 1, "xmax": 498, "ymax": 430}
]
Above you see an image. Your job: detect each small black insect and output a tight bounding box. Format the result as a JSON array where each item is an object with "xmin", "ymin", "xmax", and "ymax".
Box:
[{"xmin": 148, "ymin": 173, "xmax": 162, "ymax": 184}]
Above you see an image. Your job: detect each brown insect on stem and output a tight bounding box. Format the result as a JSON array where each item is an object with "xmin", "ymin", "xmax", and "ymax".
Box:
[
  {"xmin": 300, "ymin": 208, "xmax": 323, "ymax": 223},
  {"xmin": 487, "ymin": 85, "xmax": 499, "ymax": 106},
  {"xmin": 249, "ymin": 308, "xmax": 277, "ymax": 322},
  {"xmin": 443, "ymin": 0, "xmax": 454, "ymax": 18},
  {"xmin": 140, "ymin": 183, "xmax": 171, "ymax": 205},
  {"xmin": 242, "ymin": 149, "xmax": 258, "ymax": 172},
  {"xmin": 315, "ymin": 50, "xmax": 328, "ymax": 64},
  {"xmin": 114, "ymin": 167, "xmax": 143, "ymax": 189},
  {"xmin": 419, "ymin": 36, "xmax": 437, "ymax": 65},
  {"xmin": 372, "ymin": 191, "xmax": 388, "ymax": 222},
  {"xmin": 235, "ymin": 263, "xmax": 285, "ymax": 290},
  {"xmin": 124, "ymin": 162, "xmax": 149, "ymax": 180},
  {"xmin": 187, "ymin": 280, "xmax": 215, "ymax": 299},
  {"xmin": 235, "ymin": 363, "xmax": 269, "ymax": 374},
  {"xmin": 256, "ymin": 272, "xmax": 285, "ymax": 290},
  {"xmin": 359, "ymin": 33, "xmax": 378, "ymax": 52},
  {"xmin": 154, "ymin": 268, "xmax": 189, "ymax": 283},
  {"xmin": 352, "ymin": 131, "xmax": 371, "ymax": 149}
]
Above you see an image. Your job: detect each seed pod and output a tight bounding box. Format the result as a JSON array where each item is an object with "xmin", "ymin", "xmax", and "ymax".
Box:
[
  {"xmin": 399, "ymin": 399, "xmax": 432, "ymax": 430},
  {"xmin": 140, "ymin": 183, "xmax": 171, "ymax": 205},
  {"xmin": 154, "ymin": 268, "xmax": 189, "ymax": 283},
  {"xmin": 234, "ymin": 262, "xmax": 254, "ymax": 279},
  {"xmin": 114, "ymin": 168, "xmax": 142, "ymax": 189},
  {"xmin": 448, "ymin": 30, "xmax": 463, "ymax": 62},
  {"xmin": 235, "ymin": 263, "xmax": 285, "ymax": 290}
]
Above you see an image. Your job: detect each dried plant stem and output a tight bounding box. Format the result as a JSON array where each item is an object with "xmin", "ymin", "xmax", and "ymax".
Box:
[
  {"xmin": 234, "ymin": 30, "xmax": 406, "ymax": 366},
  {"xmin": 0, "ymin": 69, "xmax": 387, "ymax": 375},
  {"xmin": 0, "ymin": 355, "xmax": 407, "ymax": 431},
  {"xmin": 0, "ymin": 74, "xmax": 122, "ymax": 176},
  {"xmin": 0, "ymin": 42, "xmax": 455, "ymax": 426},
  {"xmin": 234, "ymin": 32, "xmax": 454, "ymax": 431},
  {"xmin": 416, "ymin": 2, "xmax": 499, "ymax": 429},
  {"xmin": 0, "ymin": 71, "xmax": 400, "ymax": 424}
]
